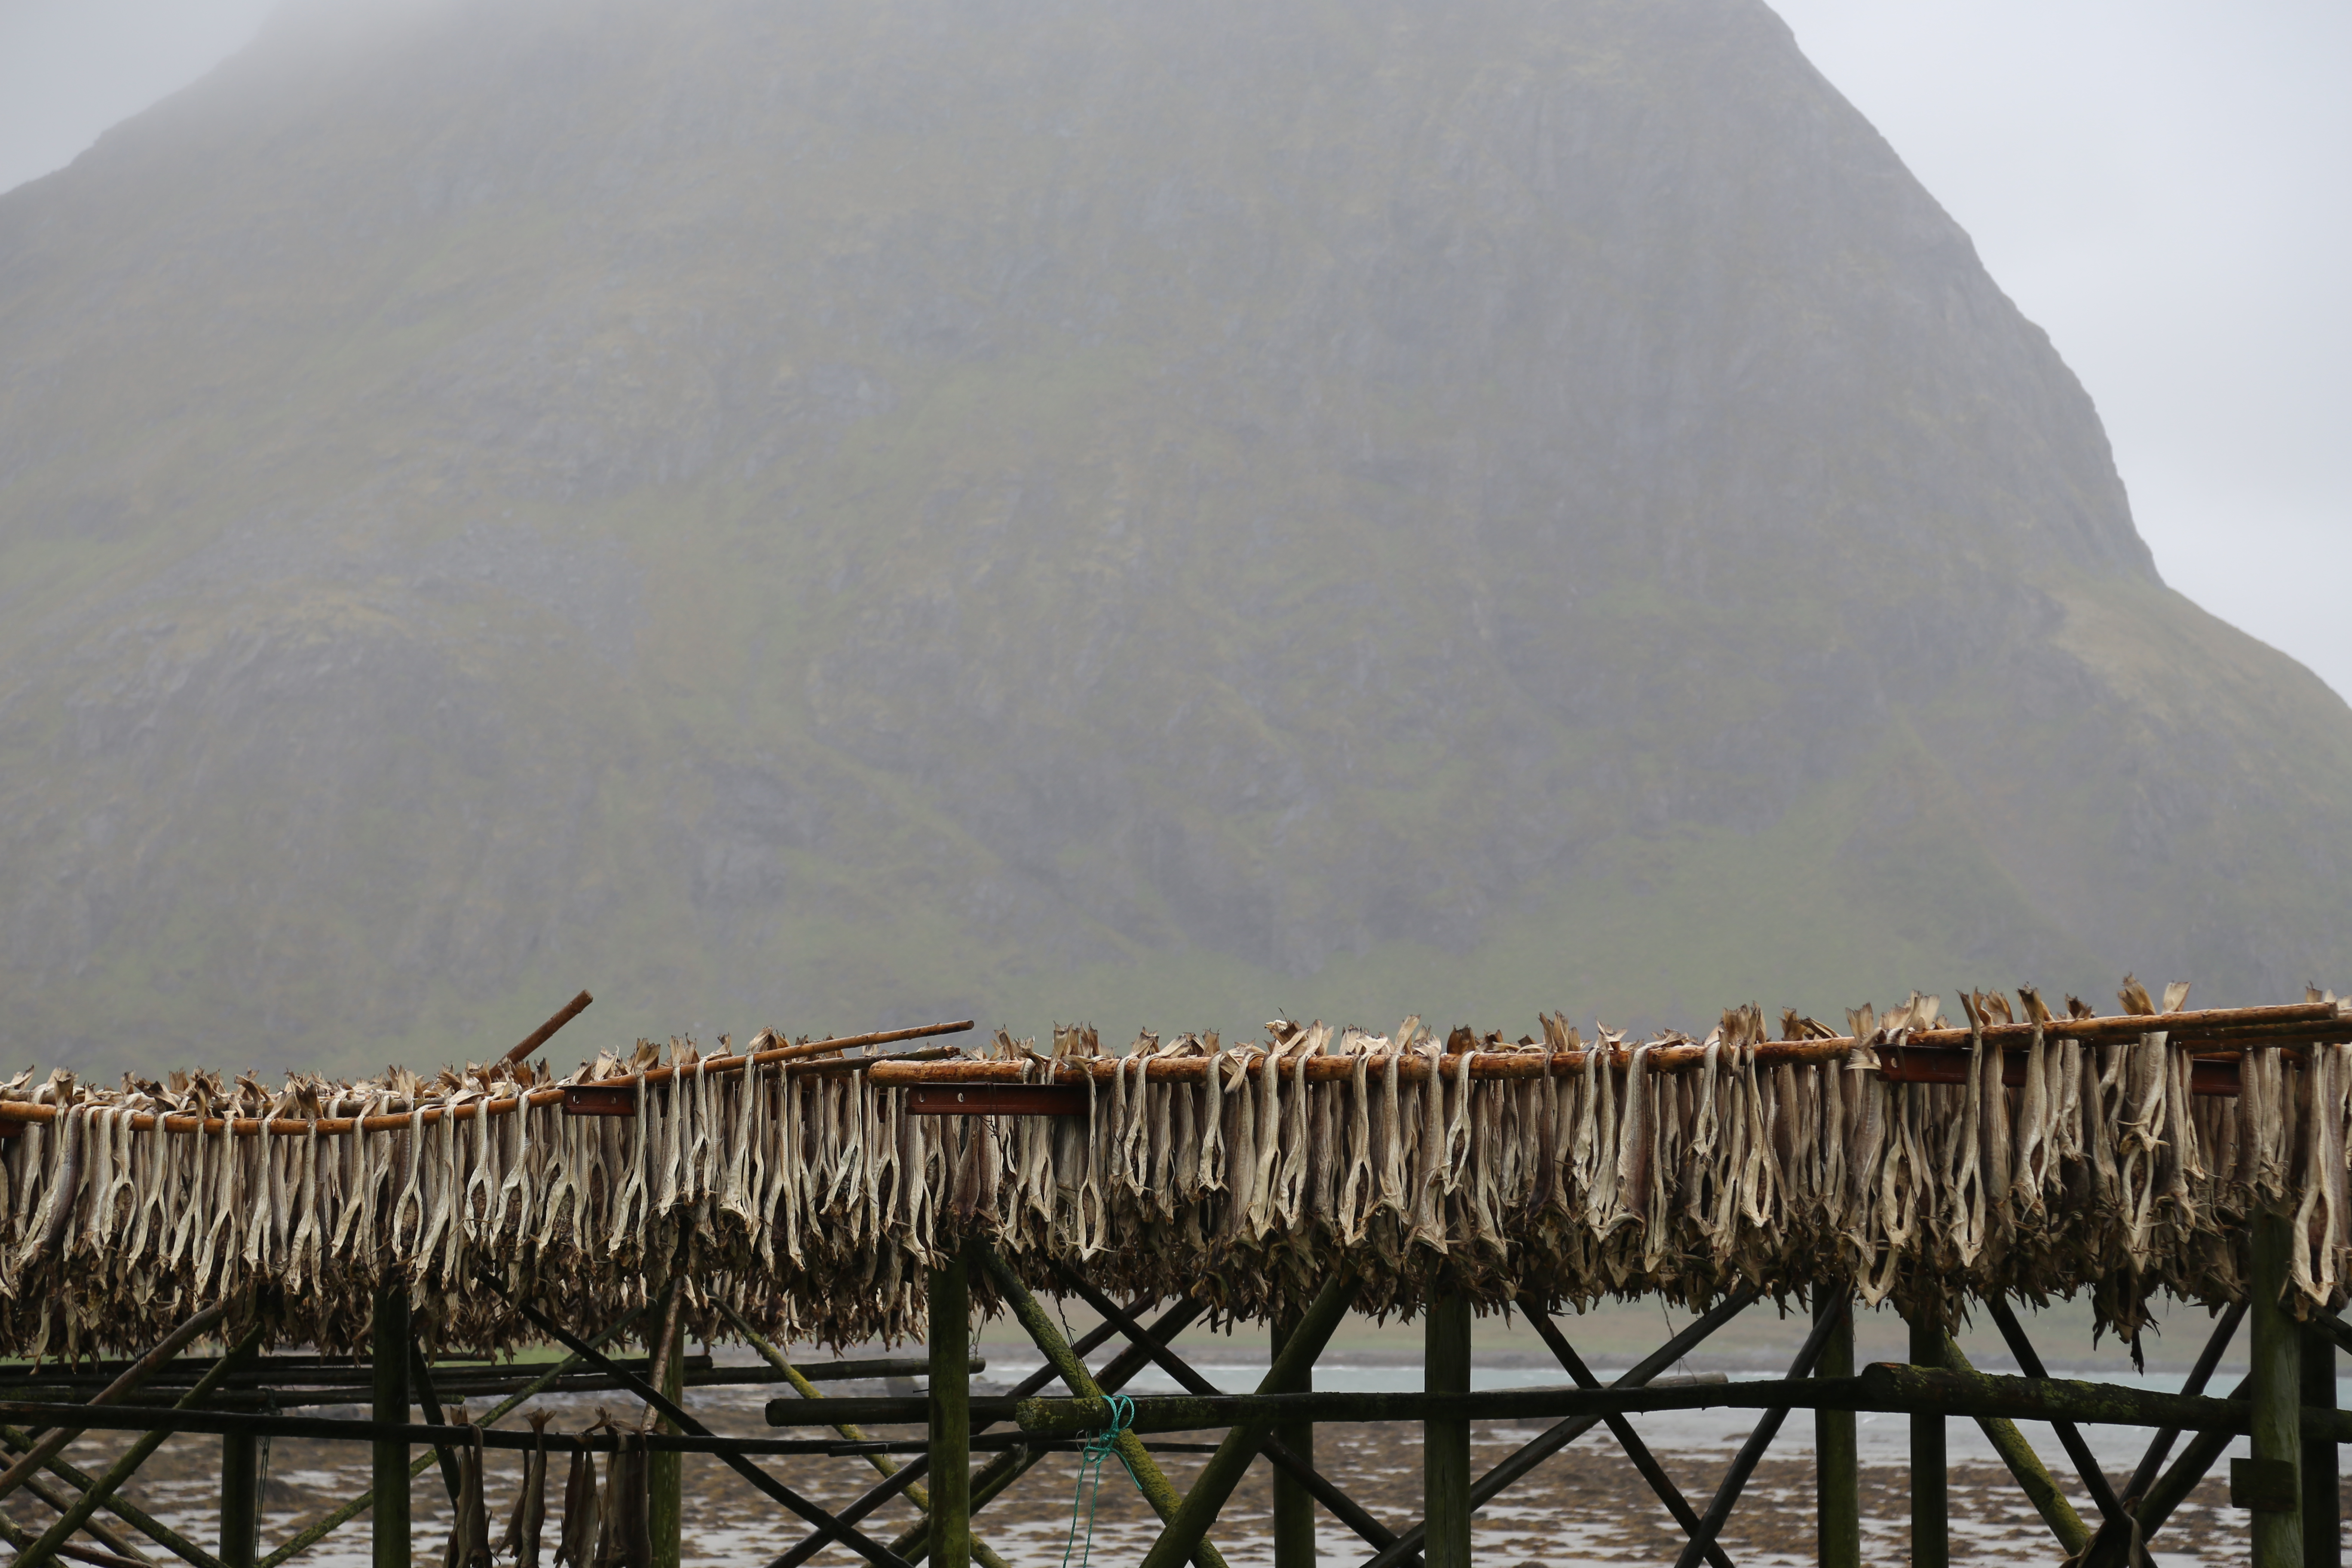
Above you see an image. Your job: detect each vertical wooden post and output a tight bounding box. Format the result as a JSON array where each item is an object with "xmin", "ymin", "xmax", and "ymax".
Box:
[
  {"xmin": 371, "ymin": 1286, "xmax": 410, "ymax": 1568},
  {"xmin": 649, "ymin": 1324, "xmax": 684, "ymax": 1568},
  {"xmin": 928, "ymin": 1253, "xmax": 971, "ymax": 1568},
  {"xmin": 1906, "ymin": 1306, "xmax": 1947, "ymax": 1568},
  {"xmin": 2253, "ymin": 1209, "xmax": 2306, "ymax": 1568},
  {"xmin": 1814, "ymin": 1287, "xmax": 1859, "ymax": 1568},
  {"xmin": 220, "ymin": 1428, "xmax": 260, "ymax": 1568},
  {"xmin": 1424, "ymin": 1287, "xmax": 1472, "ymax": 1568},
  {"xmin": 2304, "ymin": 1317, "xmax": 2340, "ymax": 1568},
  {"xmin": 1271, "ymin": 1296, "xmax": 1315, "ymax": 1568}
]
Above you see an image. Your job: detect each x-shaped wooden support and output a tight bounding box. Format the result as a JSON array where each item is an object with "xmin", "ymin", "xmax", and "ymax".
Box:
[
  {"xmin": 1049, "ymin": 1263, "xmax": 1414, "ymax": 1563},
  {"xmin": 1355, "ymin": 1286, "xmax": 1764, "ymax": 1568}
]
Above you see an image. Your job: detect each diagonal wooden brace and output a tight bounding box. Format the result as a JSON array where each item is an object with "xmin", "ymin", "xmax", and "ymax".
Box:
[
  {"xmin": 2082, "ymin": 1302, "xmax": 2245, "ymax": 1568},
  {"xmin": 1133, "ymin": 1270, "xmax": 1360, "ymax": 1568},
  {"xmin": 1355, "ymin": 1285, "xmax": 1763, "ymax": 1568},
  {"xmin": 886, "ymin": 1296, "xmax": 1208, "ymax": 1566},
  {"xmin": 0, "ymin": 1422, "xmax": 223, "ymax": 1568},
  {"xmin": 408, "ymin": 1346, "xmax": 464, "ymax": 1506},
  {"xmin": 970, "ymin": 1243, "xmax": 1231, "ymax": 1568},
  {"xmin": 255, "ymin": 1304, "xmax": 647, "ymax": 1568},
  {"xmin": 1665, "ymin": 1294, "xmax": 1847, "ymax": 1568},
  {"xmin": 1940, "ymin": 1332, "xmax": 2087, "ymax": 1556},
  {"xmin": 2128, "ymin": 1373, "xmax": 2251, "ymax": 1549},
  {"xmin": 16, "ymin": 1471, "xmax": 156, "ymax": 1567},
  {"xmin": 1984, "ymin": 1297, "xmax": 2130, "ymax": 1530},
  {"xmin": 18, "ymin": 1319, "xmax": 265, "ymax": 1568},
  {"xmin": 1520, "ymin": 1300, "xmax": 1733, "ymax": 1568},
  {"xmin": 1050, "ymin": 1262, "xmax": 1405, "ymax": 1560},
  {"xmin": 493, "ymin": 1289, "xmax": 916, "ymax": 1568},
  {"xmin": 0, "ymin": 1302, "xmax": 229, "ymax": 1508},
  {"xmin": 717, "ymin": 1302, "xmax": 1017, "ymax": 1568}
]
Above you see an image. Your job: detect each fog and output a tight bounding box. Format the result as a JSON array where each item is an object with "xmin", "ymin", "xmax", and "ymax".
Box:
[{"xmin": 3, "ymin": 0, "xmax": 2346, "ymax": 698}]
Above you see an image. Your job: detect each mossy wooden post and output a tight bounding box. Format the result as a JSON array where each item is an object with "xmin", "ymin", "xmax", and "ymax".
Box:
[
  {"xmin": 1814, "ymin": 1287, "xmax": 1859, "ymax": 1568},
  {"xmin": 2252, "ymin": 1210, "xmax": 2306, "ymax": 1567},
  {"xmin": 928, "ymin": 1253, "xmax": 972, "ymax": 1568},
  {"xmin": 220, "ymin": 1428, "xmax": 260, "ymax": 1568},
  {"xmin": 2307, "ymin": 1317, "xmax": 2340, "ymax": 1568},
  {"xmin": 372, "ymin": 1286, "xmax": 410, "ymax": 1568},
  {"xmin": 1906, "ymin": 1306, "xmax": 1947, "ymax": 1568},
  {"xmin": 650, "ymin": 1321, "xmax": 685, "ymax": 1568},
  {"xmin": 2306, "ymin": 1317, "xmax": 2340, "ymax": 1568},
  {"xmin": 1424, "ymin": 1288, "xmax": 1472, "ymax": 1568},
  {"xmin": 1271, "ymin": 1296, "xmax": 1315, "ymax": 1568}
]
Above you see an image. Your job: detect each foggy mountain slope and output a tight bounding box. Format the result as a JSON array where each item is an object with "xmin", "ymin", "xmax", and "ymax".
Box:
[{"xmin": 0, "ymin": 0, "xmax": 2346, "ymax": 1074}]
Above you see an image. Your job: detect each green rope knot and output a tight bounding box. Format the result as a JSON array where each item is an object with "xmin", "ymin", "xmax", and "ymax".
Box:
[{"xmin": 1058, "ymin": 1393, "xmax": 1138, "ymax": 1568}]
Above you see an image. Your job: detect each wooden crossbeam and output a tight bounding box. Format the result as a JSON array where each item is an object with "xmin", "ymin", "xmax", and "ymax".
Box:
[
  {"xmin": 493, "ymin": 1290, "xmax": 917, "ymax": 1568},
  {"xmin": 887, "ymin": 1297, "xmax": 1209, "ymax": 1565},
  {"xmin": 1519, "ymin": 1302, "xmax": 1731, "ymax": 1568},
  {"xmin": 30, "ymin": 1354, "xmax": 2344, "ymax": 1452},
  {"xmin": 1666, "ymin": 1296, "xmax": 1847, "ymax": 1568},
  {"xmin": 1354, "ymin": 1287, "xmax": 1761, "ymax": 1568},
  {"xmin": 1135, "ymin": 1271, "xmax": 1359, "ymax": 1568},
  {"xmin": 256, "ymin": 1304, "xmax": 648, "ymax": 1568},
  {"xmin": 17, "ymin": 1321, "xmax": 264, "ymax": 1568},
  {"xmin": 0, "ymin": 1302, "xmax": 228, "ymax": 1507},
  {"xmin": 1983, "ymin": 1298, "xmax": 2129, "ymax": 1528},
  {"xmin": 1014, "ymin": 1359, "xmax": 2352, "ymax": 1439},
  {"xmin": 718, "ymin": 1302, "xmax": 1015, "ymax": 1568},
  {"xmin": 2073, "ymin": 1300, "xmax": 2247, "ymax": 1568},
  {"xmin": 1048, "ymin": 1263, "xmax": 1409, "ymax": 1562},
  {"xmin": 0, "ymin": 1422, "xmax": 224, "ymax": 1568},
  {"xmin": 974, "ymin": 1244, "xmax": 1229, "ymax": 1568},
  {"xmin": 1937, "ymin": 1334, "xmax": 2086, "ymax": 1556}
]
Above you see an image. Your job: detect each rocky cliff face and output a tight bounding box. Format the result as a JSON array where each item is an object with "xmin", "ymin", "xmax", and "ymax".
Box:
[{"xmin": 2, "ymin": 0, "xmax": 2346, "ymax": 1073}]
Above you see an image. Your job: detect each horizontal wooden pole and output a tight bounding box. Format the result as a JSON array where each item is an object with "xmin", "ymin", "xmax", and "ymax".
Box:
[
  {"xmin": 867, "ymin": 1001, "xmax": 2352, "ymax": 1087},
  {"xmin": 0, "ymin": 1354, "xmax": 979, "ymax": 1401},
  {"xmin": 1005, "ymin": 1365, "xmax": 2352, "ymax": 1440},
  {"xmin": 6, "ymin": 1002, "xmax": 2343, "ymax": 1135},
  {"xmin": 0, "ymin": 1403, "xmax": 989, "ymax": 1454},
  {"xmin": 770, "ymin": 1396, "xmax": 1019, "ymax": 1428},
  {"xmin": 0, "ymin": 1021, "xmax": 974, "ymax": 1136},
  {"xmin": 0, "ymin": 1354, "xmax": 709, "ymax": 1391}
]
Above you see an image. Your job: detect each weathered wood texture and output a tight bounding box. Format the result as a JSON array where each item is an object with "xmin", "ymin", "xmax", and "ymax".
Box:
[
  {"xmin": 1268, "ymin": 1300, "xmax": 1314, "ymax": 1568},
  {"xmin": 369, "ymin": 1290, "xmax": 407, "ymax": 1568},
  {"xmin": 1008, "ymin": 1365, "xmax": 2352, "ymax": 1440},
  {"xmin": 926, "ymin": 1259, "xmax": 970, "ymax": 1568},
  {"xmin": 1939, "ymin": 1334, "xmax": 2085, "ymax": 1556},
  {"xmin": 2254, "ymin": 1210, "xmax": 2306, "ymax": 1567},
  {"xmin": 1814, "ymin": 1290, "xmax": 1859, "ymax": 1568},
  {"xmin": 2306, "ymin": 1318, "xmax": 2340, "ymax": 1568},
  {"xmin": 1422, "ymin": 1291, "xmax": 1471, "ymax": 1568}
]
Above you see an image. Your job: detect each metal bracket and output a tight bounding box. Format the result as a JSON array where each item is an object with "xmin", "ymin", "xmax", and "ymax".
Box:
[
  {"xmin": 561, "ymin": 1085, "xmax": 638, "ymax": 1118},
  {"xmin": 905, "ymin": 1085, "xmax": 1087, "ymax": 1117}
]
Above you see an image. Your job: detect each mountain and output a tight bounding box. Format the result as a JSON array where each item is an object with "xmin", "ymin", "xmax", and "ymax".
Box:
[{"xmin": 3, "ymin": 0, "xmax": 2348, "ymax": 1076}]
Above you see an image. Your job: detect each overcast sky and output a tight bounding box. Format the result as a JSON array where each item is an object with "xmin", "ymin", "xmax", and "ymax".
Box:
[{"xmin": 3, "ymin": 0, "xmax": 2345, "ymax": 699}]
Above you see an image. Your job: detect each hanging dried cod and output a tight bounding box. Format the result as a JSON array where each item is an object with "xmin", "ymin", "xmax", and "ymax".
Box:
[{"xmin": 0, "ymin": 984, "xmax": 2344, "ymax": 1354}]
